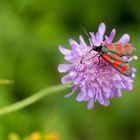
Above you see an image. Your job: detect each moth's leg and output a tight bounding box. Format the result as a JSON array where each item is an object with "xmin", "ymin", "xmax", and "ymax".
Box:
[
  {"xmin": 80, "ymin": 48, "xmax": 98, "ymax": 64},
  {"xmin": 97, "ymin": 56, "xmax": 102, "ymax": 66},
  {"xmin": 97, "ymin": 56, "xmax": 110, "ymax": 67},
  {"xmin": 80, "ymin": 48, "xmax": 94, "ymax": 64},
  {"xmin": 85, "ymin": 53, "xmax": 99, "ymax": 62}
]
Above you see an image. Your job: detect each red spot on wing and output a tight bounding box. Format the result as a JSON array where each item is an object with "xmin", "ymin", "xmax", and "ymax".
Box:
[
  {"xmin": 120, "ymin": 66, "xmax": 128, "ymax": 73},
  {"xmin": 124, "ymin": 44, "xmax": 131, "ymax": 52},
  {"xmin": 112, "ymin": 59, "xmax": 122, "ymax": 67},
  {"xmin": 102, "ymin": 54, "xmax": 112, "ymax": 61},
  {"xmin": 116, "ymin": 44, "xmax": 123, "ymax": 53},
  {"xmin": 106, "ymin": 44, "xmax": 113, "ymax": 49}
]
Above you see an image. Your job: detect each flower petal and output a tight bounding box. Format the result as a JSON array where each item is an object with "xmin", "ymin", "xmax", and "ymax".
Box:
[
  {"xmin": 64, "ymin": 55, "xmax": 73, "ymax": 62},
  {"xmin": 123, "ymin": 80, "xmax": 133, "ymax": 90},
  {"xmin": 105, "ymin": 28, "xmax": 116, "ymax": 43},
  {"xmin": 102, "ymin": 98, "xmax": 110, "ymax": 106},
  {"xmin": 95, "ymin": 23, "xmax": 106, "ymax": 45},
  {"xmin": 95, "ymin": 32, "xmax": 102, "ymax": 46},
  {"xmin": 58, "ymin": 45, "xmax": 71, "ymax": 55},
  {"xmin": 58, "ymin": 64, "xmax": 71, "ymax": 73},
  {"xmin": 115, "ymin": 88, "xmax": 122, "ymax": 97},
  {"xmin": 87, "ymin": 98, "xmax": 94, "ymax": 110},
  {"xmin": 69, "ymin": 39, "xmax": 80, "ymax": 50},
  {"xmin": 65, "ymin": 86, "xmax": 78, "ymax": 97},
  {"xmin": 89, "ymin": 23, "xmax": 106, "ymax": 46},
  {"xmin": 76, "ymin": 91, "xmax": 86, "ymax": 101},
  {"xmin": 127, "ymin": 56, "xmax": 138, "ymax": 62},
  {"xmin": 79, "ymin": 35, "xmax": 87, "ymax": 48},
  {"xmin": 103, "ymin": 87, "xmax": 111, "ymax": 98},
  {"xmin": 118, "ymin": 34, "xmax": 130, "ymax": 43},
  {"xmin": 69, "ymin": 70, "xmax": 77, "ymax": 78},
  {"xmin": 74, "ymin": 76, "xmax": 82, "ymax": 85},
  {"xmin": 132, "ymin": 67, "xmax": 137, "ymax": 73},
  {"xmin": 96, "ymin": 89, "xmax": 104, "ymax": 104},
  {"xmin": 61, "ymin": 75, "xmax": 71, "ymax": 84},
  {"xmin": 98, "ymin": 22, "xmax": 106, "ymax": 36},
  {"xmin": 87, "ymin": 88, "xmax": 94, "ymax": 98}
]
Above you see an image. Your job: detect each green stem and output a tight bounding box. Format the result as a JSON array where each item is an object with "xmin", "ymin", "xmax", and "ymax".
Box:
[{"xmin": 0, "ymin": 85, "xmax": 67, "ymax": 116}]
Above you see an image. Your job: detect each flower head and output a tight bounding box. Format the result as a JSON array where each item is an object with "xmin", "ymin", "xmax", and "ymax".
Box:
[{"xmin": 58, "ymin": 23, "xmax": 136, "ymax": 109}]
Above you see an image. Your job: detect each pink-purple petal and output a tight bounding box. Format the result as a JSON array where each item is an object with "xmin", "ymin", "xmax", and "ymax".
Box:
[
  {"xmin": 103, "ymin": 87, "xmax": 111, "ymax": 98},
  {"xmin": 114, "ymin": 89, "xmax": 122, "ymax": 97},
  {"xmin": 105, "ymin": 28, "xmax": 116, "ymax": 43},
  {"xmin": 58, "ymin": 64, "xmax": 71, "ymax": 73},
  {"xmin": 98, "ymin": 22, "xmax": 106, "ymax": 36},
  {"xmin": 61, "ymin": 75, "xmax": 71, "ymax": 84},
  {"xmin": 96, "ymin": 90, "xmax": 104, "ymax": 105},
  {"xmin": 79, "ymin": 35, "xmax": 87, "ymax": 48},
  {"xmin": 65, "ymin": 86, "xmax": 78, "ymax": 97},
  {"xmin": 102, "ymin": 98, "xmax": 110, "ymax": 106},
  {"xmin": 64, "ymin": 55, "xmax": 73, "ymax": 62},
  {"xmin": 69, "ymin": 70, "xmax": 77, "ymax": 78},
  {"xmin": 69, "ymin": 39, "xmax": 80, "ymax": 50},
  {"xmin": 87, "ymin": 98, "xmax": 94, "ymax": 110},
  {"xmin": 132, "ymin": 67, "xmax": 136, "ymax": 73},
  {"xmin": 76, "ymin": 91, "xmax": 86, "ymax": 101},
  {"xmin": 95, "ymin": 32, "xmax": 102, "ymax": 46},
  {"xmin": 87, "ymin": 88, "xmax": 94, "ymax": 98},
  {"xmin": 118, "ymin": 34, "xmax": 130, "ymax": 43},
  {"xmin": 58, "ymin": 45, "xmax": 71, "ymax": 55},
  {"xmin": 95, "ymin": 22, "xmax": 106, "ymax": 45}
]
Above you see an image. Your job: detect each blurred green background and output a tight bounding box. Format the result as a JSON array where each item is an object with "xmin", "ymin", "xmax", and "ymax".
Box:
[{"xmin": 0, "ymin": 0, "xmax": 140, "ymax": 139}]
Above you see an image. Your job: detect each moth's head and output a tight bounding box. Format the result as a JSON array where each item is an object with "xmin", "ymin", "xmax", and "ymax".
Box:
[{"xmin": 92, "ymin": 45, "xmax": 102, "ymax": 52}]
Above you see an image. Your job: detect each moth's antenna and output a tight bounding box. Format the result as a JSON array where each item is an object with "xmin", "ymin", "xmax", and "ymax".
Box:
[
  {"xmin": 81, "ymin": 26, "xmax": 94, "ymax": 47},
  {"xmin": 81, "ymin": 26, "xmax": 90, "ymax": 38}
]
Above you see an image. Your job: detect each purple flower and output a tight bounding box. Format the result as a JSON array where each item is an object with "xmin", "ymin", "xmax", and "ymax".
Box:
[{"xmin": 58, "ymin": 23, "xmax": 137, "ymax": 109}]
